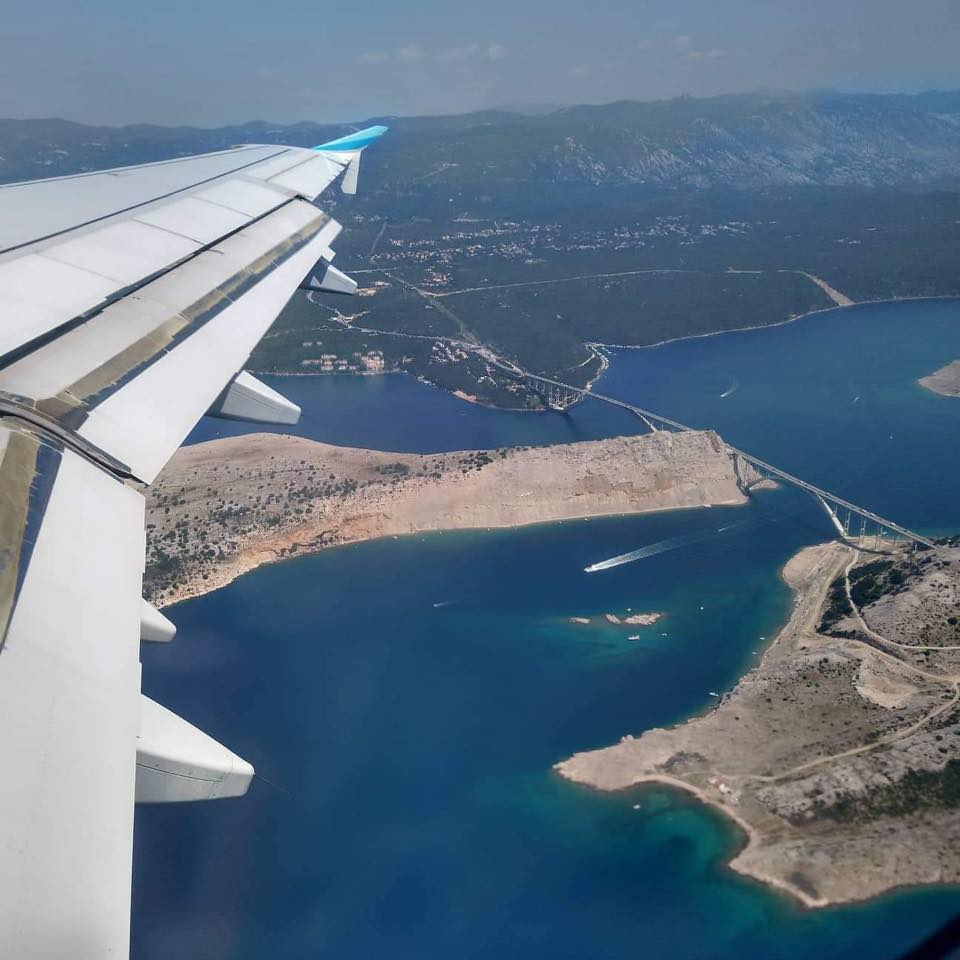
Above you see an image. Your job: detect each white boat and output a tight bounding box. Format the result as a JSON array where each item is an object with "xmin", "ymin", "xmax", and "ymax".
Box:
[{"xmin": 627, "ymin": 634, "xmax": 641, "ymax": 641}]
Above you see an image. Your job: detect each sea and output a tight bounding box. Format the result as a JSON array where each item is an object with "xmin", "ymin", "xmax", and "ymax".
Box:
[{"xmin": 133, "ymin": 298, "xmax": 960, "ymax": 959}]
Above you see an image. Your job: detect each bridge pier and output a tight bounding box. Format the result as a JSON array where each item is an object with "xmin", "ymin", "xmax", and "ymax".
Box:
[
  {"xmin": 503, "ymin": 367, "xmax": 935, "ymax": 550},
  {"xmin": 524, "ymin": 377, "xmax": 581, "ymax": 412},
  {"xmin": 632, "ymin": 411, "xmax": 658, "ymax": 433},
  {"xmin": 814, "ymin": 496, "xmax": 899, "ymax": 551},
  {"xmin": 731, "ymin": 452, "xmax": 770, "ymax": 495},
  {"xmin": 815, "ymin": 494, "xmax": 847, "ymax": 539}
]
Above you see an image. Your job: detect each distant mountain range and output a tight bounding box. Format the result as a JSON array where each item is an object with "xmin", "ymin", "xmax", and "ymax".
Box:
[{"xmin": 3, "ymin": 91, "xmax": 960, "ymax": 192}]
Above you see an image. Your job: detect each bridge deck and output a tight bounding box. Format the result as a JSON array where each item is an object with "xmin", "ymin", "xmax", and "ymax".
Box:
[{"xmin": 509, "ymin": 369, "xmax": 936, "ymax": 548}]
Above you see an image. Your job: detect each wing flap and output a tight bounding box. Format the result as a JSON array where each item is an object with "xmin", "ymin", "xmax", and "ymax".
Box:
[
  {"xmin": 0, "ymin": 199, "xmax": 339, "ymax": 480},
  {"xmin": 77, "ymin": 210, "xmax": 340, "ymax": 479},
  {"xmin": 0, "ymin": 202, "xmax": 337, "ymax": 431},
  {"xmin": 0, "ymin": 422, "xmax": 143, "ymax": 956}
]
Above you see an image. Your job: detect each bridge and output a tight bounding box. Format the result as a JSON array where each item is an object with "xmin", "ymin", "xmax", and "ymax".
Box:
[{"xmin": 493, "ymin": 362, "xmax": 936, "ymax": 550}]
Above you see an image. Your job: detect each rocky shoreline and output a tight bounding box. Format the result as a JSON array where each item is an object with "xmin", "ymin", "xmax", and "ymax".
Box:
[
  {"xmin": 919, "ymin": 359, "xmax": 960, "ymax": 397},
  {"xmin": 145, "ymin": 429, "xmax": 757, "ymax": 608},
  {"xmin": 557, "ymin": 540, "xmax": 960, "ymax": 908}
]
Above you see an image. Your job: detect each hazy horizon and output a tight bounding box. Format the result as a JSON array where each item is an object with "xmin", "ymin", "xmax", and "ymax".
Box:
[
  {"xmin": 1, "ymin": 0, "xmax": 957, "ymax": 127},
  {"xmin": 5, "ymin": 84, "xmax": 960, "ymax": 132}
]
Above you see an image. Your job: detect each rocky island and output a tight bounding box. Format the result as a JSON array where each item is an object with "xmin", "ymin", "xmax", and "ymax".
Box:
[
  {"xmin": 558, "ymin": 538, "xmax": 960, "ymax": 907},
  {"xmin": 144, "ymin": 429, "xmax": 759, "ymax": 607}
]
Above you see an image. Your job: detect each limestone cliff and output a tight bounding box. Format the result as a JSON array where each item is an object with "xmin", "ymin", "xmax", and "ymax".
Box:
[{"xmin": 145, "ymin": 430, "xmax": 747, "ymax": 606}]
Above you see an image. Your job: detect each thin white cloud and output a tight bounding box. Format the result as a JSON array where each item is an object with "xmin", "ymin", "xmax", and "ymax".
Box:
[
  {"xmin": 398, "ymin": 44, "xmax": 424, "ymax": 62},
  {"xmin": 361, "ymin": 41, "xmax": 504, "ymax": 67},
  {"xmin": 437, "ymin": 43, "xmax": 481, "ymax": 62},
  {"xmin": 685, "ymin": 47, "xmax": 733, "ymax": 61},
  {"xmin": 636, "ymin": 39, "xmax": 655, "ymax": 51},
  {"xmin": 673, "ymin": 34, "xmax": 694, "ymax": 48},
  {"xmin": 567, "ymin": 64, "xmax": 590, "ymax": 77}
]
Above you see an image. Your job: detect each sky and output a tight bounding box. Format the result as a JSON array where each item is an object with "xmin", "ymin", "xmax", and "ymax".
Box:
[{"xmin": 1, "ymin": 0, "xmax": 958, "ymax": 126}]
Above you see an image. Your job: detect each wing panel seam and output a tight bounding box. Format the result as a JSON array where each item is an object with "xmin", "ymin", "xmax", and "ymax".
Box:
[
  {"xmin": 0, "ymin": 195, "xmax": 303, "ymax": 371},
  {"xmin": 0, "ymin": 147, "xmax": 292, "ymax": 257}
]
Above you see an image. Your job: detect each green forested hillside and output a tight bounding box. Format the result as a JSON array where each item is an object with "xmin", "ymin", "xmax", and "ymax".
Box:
[{"xmin": 4, "ymin": 92, "xmax": 960, "ymax": 406}]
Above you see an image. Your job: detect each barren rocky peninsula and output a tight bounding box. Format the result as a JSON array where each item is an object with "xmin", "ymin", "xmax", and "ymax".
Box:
[
  {"xmin": 144, "ymin": 425, "xmax": 960, "ymax": 907},
  {"xmin": 144, "ymin": 429, "xmax": 754, "ymax": 606},
  {"xmin": 919, "ymin": 359, "xmax": 960, "ymax": 397},
  {"xmin": 558, "ymin": 539, "xmax": 960, "ymax": 907}
]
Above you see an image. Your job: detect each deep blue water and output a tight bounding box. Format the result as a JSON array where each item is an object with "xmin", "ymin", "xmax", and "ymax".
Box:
[{"xmin": 135, "ymin": 300, "xmax": 960, "ymax": 959}]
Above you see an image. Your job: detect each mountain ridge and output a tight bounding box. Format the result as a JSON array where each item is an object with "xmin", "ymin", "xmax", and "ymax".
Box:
[{"xmin": 3, "ymin": 90, "xmax": 960, "ymax": 191}]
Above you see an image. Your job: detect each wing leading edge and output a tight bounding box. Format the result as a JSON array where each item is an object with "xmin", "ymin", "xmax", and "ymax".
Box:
[{"xmin": 0, "ymin": 124, "xmax": 386, "ymax": 957}]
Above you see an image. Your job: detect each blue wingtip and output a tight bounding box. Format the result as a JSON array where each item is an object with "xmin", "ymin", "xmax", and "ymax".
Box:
[{"xmin": 313, "ymin": 124, "xmax": 389, "ymax": 152}]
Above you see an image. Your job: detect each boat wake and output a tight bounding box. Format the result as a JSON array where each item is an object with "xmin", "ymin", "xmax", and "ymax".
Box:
[
  {"xmin": 584, "ymin": 522, "xmax": 744, "ymax": 573},
  {"xmin": 584, "ymin": 468, "xmax": 831, "ymax": 575},
  {"xmin": 719, "ymin": 377, "xmax": 739, "ymax": 399}
]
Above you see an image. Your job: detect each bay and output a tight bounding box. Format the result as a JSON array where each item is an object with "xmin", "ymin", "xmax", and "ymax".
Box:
[{"xmin": 134, "ymin": 299, "xmax": 960, "ymax": 959}]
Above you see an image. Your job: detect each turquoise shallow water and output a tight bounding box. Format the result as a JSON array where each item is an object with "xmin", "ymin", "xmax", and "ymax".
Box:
[{"xmin": 135, "ymin": 299, "xmax": 960, "ymax": 959}]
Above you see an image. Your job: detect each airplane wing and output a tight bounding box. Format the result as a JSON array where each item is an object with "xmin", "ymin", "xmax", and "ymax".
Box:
[{"xmin": 0, "ymin": 124, "xmax": 387, "ymax": 957}]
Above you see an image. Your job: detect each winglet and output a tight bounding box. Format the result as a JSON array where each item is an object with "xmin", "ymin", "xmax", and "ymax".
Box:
[
  {"xmin": 313, "ymin": 124, "xmax": 389, "ymax": 153},
  {"xmin": 313, "ymin": 125, "xmax": 388, "ymax": 194}
]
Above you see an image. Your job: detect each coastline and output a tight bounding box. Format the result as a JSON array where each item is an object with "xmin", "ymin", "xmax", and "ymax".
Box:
[
  {"xmin": 253, "ymin": 290, "xmax": 960, "ymax": 413},
  {"xmin": 153, "ymin": 498, "xmax": 737, "ymax": 610},
  {"xmin": 556, "ymin": 542, "xmax": 847, "ymax": 909},
  {"xmin": 148, "ymin": 295, "xmax": 960, "ymax": 910},
  {"xmin": 556, "ymin": 538, "xmax": 960, "ymax": 908},
  {"xmin": 590, "ymin": 294, "xmax": 960, "ymax": 356},
  {"xmin": 147, "ymin": 429, "xmax": 757, "ymax": 609},
  {"xmin": 607, "ymin": 774, "xmax": 823, "ymax": 909},
  {"xmin": 253, "ymin": 295, "xmax": 960, "ymax": 414},
  {"xmin": 918, "ymin": 358, "xmax": 960, "ymax": 398}
]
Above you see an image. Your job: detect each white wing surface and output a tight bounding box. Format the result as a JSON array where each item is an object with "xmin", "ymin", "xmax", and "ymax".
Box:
[{"xmin": 0, "ymin": 124, "xmax": 387, "ymax": 957}]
